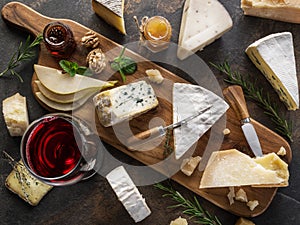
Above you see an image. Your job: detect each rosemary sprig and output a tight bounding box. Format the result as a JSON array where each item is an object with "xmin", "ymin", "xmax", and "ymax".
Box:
[
  {"xmin": 0, "ymin": 34, "xmax": 43, "ymax": 82},
  {"xmin": 211, "ymin": 61, "xmax": 293, "ymax": 142},
  {"xmin": 154, "ymin": 183, "xmax": 222, "ymax": 225}
]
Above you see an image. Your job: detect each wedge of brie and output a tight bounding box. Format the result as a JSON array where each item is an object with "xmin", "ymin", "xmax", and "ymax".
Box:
[{"xmin": 173, "ymin": 83, "xmax": 229, "ymax": 159}]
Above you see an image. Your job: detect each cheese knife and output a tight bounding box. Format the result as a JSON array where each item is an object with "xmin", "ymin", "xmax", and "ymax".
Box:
[
  {"xmin": 126, "ymin": 106, "xmax": 211, "ymax": 149},
  {"xmin": 223, "ymin": 85, "xmax": 263, "ymax": 157}
]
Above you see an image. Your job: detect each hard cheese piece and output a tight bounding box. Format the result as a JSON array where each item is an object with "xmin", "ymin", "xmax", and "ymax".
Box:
[
  {"xmin": 246, "ymin": 32, "xmax": 299, "ymax": 110},
  {"xmin": 106, "ymin": 166, "xmax": 151, "ymax": 223},
  {"xmin": 235, "ymin": 217, "xmax": 255, "ymax": 225},
  {"xmin": 170, "ymin": 216, "xmax": 188, "ymax": 225},
  {"xmin": 92, "ymin": 0, "xmax": 126, "ymax": 34},
  {"xmin": 241, "ymin": 0, "xmax": 300, "ymax": 24},
  {"xmin": 5, "ymin": 160, "xmax": 53, "ymax": 206},
  {"xmin": 173, "ymin": 83, "xmax": 229, "ymax": 159},
  {"xmin": 2, "ymin": 93, "xmax": 29, "ymax": 136},
  {"xmin": 34, "ymin": 64, "xmax": 116, "ymax": 95},
  {"xmin": 180, "ymin": 156, "xmax": 201, "ymax": 176},
  {"xmin": 93, "ymin": 80, "xmax": 159, "ymax": 127},
  {"xmin": 199, "ymin": 149, "xmax": 289, "ymax": 188},
  {"xmin": 177, "ymin": 0, "xmax": 233, "ymax": 60}
]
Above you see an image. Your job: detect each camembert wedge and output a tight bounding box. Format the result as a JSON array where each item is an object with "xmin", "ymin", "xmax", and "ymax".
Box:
[
  {"xmin": 241, "ymin": 0, "xmax": 300, "ymax": 24},
  {"xmin": 92, "ymin": 0, "xmax": 126, "ymax": 34},
  {"xmin": 177, "ymin": 0, "xmax": 233, "ymax": 60},
  {"xmin": 246, "ymin": 32, "xmax": 299, "ymax": 110},
  {"xmin": 199, "ymin": 149, "xmax": 289, "ymax": 189}
]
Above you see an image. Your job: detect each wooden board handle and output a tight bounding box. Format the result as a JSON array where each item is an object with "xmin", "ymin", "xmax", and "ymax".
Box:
[
  {"xmin": 223, "ymin": 85, "xmax": 250, "ymax": 121},
  {"xmin": 1, "ymin": 2, "xmax": 53, "ymax": 36}
]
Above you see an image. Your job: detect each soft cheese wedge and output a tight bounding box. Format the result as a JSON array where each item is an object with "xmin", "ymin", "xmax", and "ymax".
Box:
[
  {"xmin": 241, "ymin": 0, "xmax": 300, "ymax": 24},
  {"xmin": 92, "ymin": 0, "xmax": 126, "ymax": 34},
  {"xmin": 199, "ymin": 149, "xmax": 289, "ymax": 189},
  {"xmin": 106, "ymin": 166, "xmax": 151, "ymax": 223},
  {"xmin": 177, "ymin": 0, "xmax": 233, "ymax": 60},
  {"xmin": 246, "ymin": 32, "xmax": 299, "ymax": 110},
  {"xmin": 34, "ymin": 64, "xmax": 117, "ymax": 95},
  {"xmin": 173, "ymin": 83, "xmax": 229, "ymax": 159}
]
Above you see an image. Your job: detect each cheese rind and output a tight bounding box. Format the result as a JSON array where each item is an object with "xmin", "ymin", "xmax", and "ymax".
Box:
[
  {"xmin": 93, "ymin": 81, "xmax": 159, "ymax": 127},
  {"xmin": 241, "ymin": 0, "xmax": 300, "ymax": 24},
  {"xmin": 245, "ymin": 32, "xmax": 299, "ymax": 110},
  {"xmin": 177, "ymin": 0, "xmax": 233, "ymax": 60},
  {"xmin": 2, "ymin": 93, "xmax": 29, "ymax": 136},
  {"xmin": 199, "ymin": 149, "xmax": 289, "ymax": 188},
  {"xmin": 92, "ymin": 0, "xmax": 126, "ymax": 34},
  {"xmin": 106, "ymin": 166, "xmax": 151, "ymax": 223}
]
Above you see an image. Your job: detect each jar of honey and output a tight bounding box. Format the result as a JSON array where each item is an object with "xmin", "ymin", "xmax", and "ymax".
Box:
[{"xmin": 43, "ymin": 21, "xmax": 76, "ymax": 59}]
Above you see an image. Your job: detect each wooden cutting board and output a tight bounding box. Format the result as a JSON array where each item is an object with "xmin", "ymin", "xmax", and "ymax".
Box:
[{"xmin": 2, "ymin": 2, "xmax": 292, "ymax": 217}]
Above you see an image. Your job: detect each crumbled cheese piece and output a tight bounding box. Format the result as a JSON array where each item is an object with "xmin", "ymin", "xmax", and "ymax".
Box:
[
  {"xmin": 180, "ymin": 156, "xmax": 201, "ymax": 176},
  {"xmin": 223, "ymin": 128, "xmax": 231, "ymax": 135},
  {"xmin": 235, "ymin": 188, "xmax": 248, "ymax": 203},
  {"xmin": 277, "ymin": 146, "xmax": 287, "ymax": 156},
  {"xmin": 235, "ymin": 217, "xmax": 255, "ymax": 225},
  {"xmin": 170, "ymin": 216, "xmax": 188, "ymax": 225},
  {"xmin": 247, "ymin": 200, "xmax": 259, "ymax": 211},
  {"xmin": 145, "ymin": 69, "xmax": 164, "ymax": 84},
  {"xmin": 227, "ymin": 186, "xmax": 235, "ymax": 205}
]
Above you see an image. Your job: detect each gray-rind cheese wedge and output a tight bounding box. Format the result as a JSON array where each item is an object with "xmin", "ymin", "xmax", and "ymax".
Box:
[
  {"xmin": 177, "ymin": 0, "xmax": 233, "ymax": 60},
  {"xmin": 93, "ymin": 80, "xmax": 159, "ymax": 127},
  {"xmin": 106, "ymin": 166, "xmax": 151, "ymax": 223},
  {"xmin": 246, "ymin": 32, "xmax": 299, "ymax": 110},
  {"xmin": 92, "ymin": 0, "xmax": 126, "ymax": 34},
  {"xmin": 241, "ymin": 0, "xmax": 300, "ymax": 24},
  {"xmin": 199, "ymin": 149, "xmax": 289, "ymax": 188},
  {"xmin": 173, "ymin": 83, "xmax": 229, "ymax": 160}
]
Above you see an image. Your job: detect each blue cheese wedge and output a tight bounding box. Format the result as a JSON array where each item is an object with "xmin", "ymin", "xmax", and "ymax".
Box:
[
  {"xmin": 106, "ymin": 166, "xmax": 151, "ymax": 223},
  {"xmin": 173, "ymin": 83, "xmax": 229, "ymax": 159},
  {"xmin": 93, "ymin": 81, "xmax": 159, "ymax": 127},
  {"xmin": 177, "ymin": 0, "xmax": 233, "ymax": 60},
  {"xmin": 246, "ymin": 32, "xmax": 299, "ymax": 110},
  {"xmin": 5, "ymin": 160, "xmax": 53, "ymax": 206},
  {"xmin": 2, "ymin": 93, "xmax": 29, "ymax": 136}
]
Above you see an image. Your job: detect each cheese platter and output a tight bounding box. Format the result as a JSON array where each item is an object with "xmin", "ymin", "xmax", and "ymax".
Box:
[{"xmin": 1, "ymin": 1, "xmax": 292, "ymax": 218}]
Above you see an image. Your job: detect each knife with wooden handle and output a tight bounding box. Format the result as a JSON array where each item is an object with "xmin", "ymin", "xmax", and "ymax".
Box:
[{"xmin": 223, "ymin": 85, "xmax": 263, "ymax": 157}]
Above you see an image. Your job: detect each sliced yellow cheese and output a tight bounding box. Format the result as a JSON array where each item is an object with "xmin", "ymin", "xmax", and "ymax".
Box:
[
  {"xmin": 34, "ymin": 64, "xmax": 117, "ymax": 95},
  {"xmin": 241, "ymin": 0, "xmax": 300, "ymax": 24},
  {"xmin": 199, "ymin": 149, "xmax": 289, "ymax": 188},
  {"xmin": 92, "ymin": 0, "xmax": 126, "ymax": 34}
]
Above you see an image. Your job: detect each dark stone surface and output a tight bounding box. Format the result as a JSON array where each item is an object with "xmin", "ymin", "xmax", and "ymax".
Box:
[{"xmin": 0, "ymin": 0, "xmax": 299, "ymax": 224}]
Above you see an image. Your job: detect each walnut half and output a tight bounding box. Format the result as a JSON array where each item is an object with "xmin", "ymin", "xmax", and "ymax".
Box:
[
  {"xmin": 86, "ymin": 48, "xmax": 106, "ymax": 74},
  {"xmin": 81, "ymin": 31, "xmax": 100, "ymax": 49}
]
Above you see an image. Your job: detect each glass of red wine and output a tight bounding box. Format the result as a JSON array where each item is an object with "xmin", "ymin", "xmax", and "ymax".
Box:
[{"xmin": 20, "ymin": 113, "xmax": 102, "ymax": 186}]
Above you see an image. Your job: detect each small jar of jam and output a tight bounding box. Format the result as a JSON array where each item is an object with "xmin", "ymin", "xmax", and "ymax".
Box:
[
  {"xmin": 135, "ymin": 16, "xmax": 172, "ymax": 53},
  {"xmin": 43, "ymin": 21, "xmax": 76, "ymax": 59}
]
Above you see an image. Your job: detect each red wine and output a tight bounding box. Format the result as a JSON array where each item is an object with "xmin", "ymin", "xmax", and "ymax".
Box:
[{"xmin": 26, "ymin": 116, "xmax": 82, "ymax": 178}]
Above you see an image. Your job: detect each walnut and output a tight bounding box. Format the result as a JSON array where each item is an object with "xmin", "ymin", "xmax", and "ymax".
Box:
[
  {"xmin": 86, "ymin": 48, "xmax": 106, "ymax": 74},
  {"xmin": 81, "ymin": 31, "xmax": 100, "ymax": 49}
]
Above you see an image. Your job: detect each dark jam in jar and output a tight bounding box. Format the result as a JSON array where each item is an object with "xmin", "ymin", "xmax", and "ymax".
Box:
[{"xmin": 43, "ymin": 21, "xmax": 76, "ymax": 59}]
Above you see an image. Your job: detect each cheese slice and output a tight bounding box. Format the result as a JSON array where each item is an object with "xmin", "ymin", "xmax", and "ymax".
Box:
[
  {"xmin": 241, "ymin": 0, "xmax": 300, "ymax": 24},
  {"xmin": 93, "ymin": 80, "xmax": 159, "ymax": 127},
  {"xmin": 173, "ymin": 83, "xmax": 229, "ymax": 159},
  {"xmin": 246, "ymin": 32, "xmax": 299, "ymax": 110},
  {"xmin": 177, "ymin": 0, "xmax": 233, "ymax": 60},
  {"xmin": 92, "ymin": 0, "xmax": 126, "ymax": 34},
  {"xmin": 199, "ymin": 149, "xmax": 289, "ymax": 188},
  {"xmin": 106, "ymin": 166, "xmax": 151, "ymax": 223},
  {"xmin": 34, "ymin": 64, "xmax": 117, "ymax": 95},
  {"xmin": 2, "ymin": 93, "xmax": 29, "ymax": 136}
]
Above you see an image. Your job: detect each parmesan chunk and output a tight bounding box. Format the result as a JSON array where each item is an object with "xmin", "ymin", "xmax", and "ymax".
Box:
[
  {"xmin": 235, "ymin": 188, "xmax": 248, "ymax": 203},
  {"xmin": 247, "ymin": 200, "xmax": 259, "ymax": 211},
  {"xmin": 277, "ymin": 146, "xmax": 287, "ymax": 156},
  {"xmin": 235, "ymin": 217, "xmax": 255, "ymax": 225},
  {"xmin": 180, "ymin": 156, "xmax": 201, "ymax": 176},
  {"xmin": 145, "ymin": 69, "xmax": 164, "ymax": 84},
  {"xmin": 170, "ymin": 216, "xmax": 188, "ymax": 225},
  {"xmin": 227, "ymin": 186, "xmax": 235, "ymax": 205}
]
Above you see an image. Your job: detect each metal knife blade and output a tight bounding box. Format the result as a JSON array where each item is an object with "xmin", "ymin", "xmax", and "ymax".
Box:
[{"xmin": 241, "ymin": 120, "xmax": 263, "ymax": 157}]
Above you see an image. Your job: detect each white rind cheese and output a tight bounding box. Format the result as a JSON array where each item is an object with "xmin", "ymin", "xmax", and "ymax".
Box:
[
  {"xmin": 2, "ymin": 93, "xmax": 29, "ymax": 136},
  {"xmin": 92, "ymin": 0, "xmax": 126, "ymax": 34},
  {"xmin": 246, "ymin": 32, "xmax": 299, "ymax": 110},
  {"xmin": 173, "ymin": 83, "xmax": 229, "ymax": 159},
  {"xmin": 177, "ymin": 0, "xmax": 233, "ymax": 60},
  {"xmin": 241, "ymin": 0, "xmax": 300, "ymax": 24},
  {"xmin": 106, "ymin": 166, "xmax": 151, "ymax": 223},
  {"xmin": 93, "ymin": 81, "xmax": 159, "ymax": 127}
]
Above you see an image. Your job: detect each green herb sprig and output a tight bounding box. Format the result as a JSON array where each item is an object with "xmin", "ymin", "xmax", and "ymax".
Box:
[
  {"xmin": 110, "ymin": 47, "xmax": 137, "ymax": 82},
  {"xmin": 211, "ymin": 61, "xmax": 293, "ymax": 142},
  {"xmin": 0, "ymin": 34, "xmax": 43, "ymax": 82},
  {"xmin": 154, "ymin": 183, "xmax": 222, "ymax": 225},
  {"xmin": 59, "ymin": 60, "xmax": 93, "ymax": 77}
]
